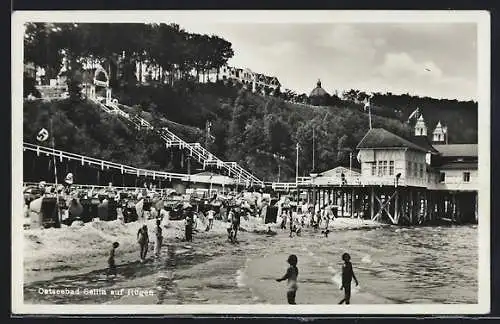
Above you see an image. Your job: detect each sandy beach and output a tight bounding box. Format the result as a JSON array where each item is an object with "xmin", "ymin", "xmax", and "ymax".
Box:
[{"xmin": 23, "ymin": 216, "xmax": 388, "ymax": 304}]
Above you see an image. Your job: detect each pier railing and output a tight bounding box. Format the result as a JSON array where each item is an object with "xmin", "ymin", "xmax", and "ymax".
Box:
[
  {"xmin": 23, "ymin": 181, "xmax": 178, "ymax": 196},
  {"xmin": 23, "ymin": 142, "xmax": 231, "ymax": 185}
]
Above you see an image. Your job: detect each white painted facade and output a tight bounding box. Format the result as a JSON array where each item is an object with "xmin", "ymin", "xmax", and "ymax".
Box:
[
  {"xmin": 429, "ymin": 168, "xmax": 478, "ymax": 191},
  {"xmin": 358, "ymin": 148, "xmax": 431, "ymax": 188}
]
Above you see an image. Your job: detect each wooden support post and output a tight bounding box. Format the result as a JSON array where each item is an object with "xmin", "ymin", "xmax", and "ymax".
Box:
[
  {"xmin": 452, "ymin": 193, "xmax": 457, "ymax": 223},
  {"xmin": 351, "ymin": 188, "xmax": 355, "ymax": 218},
  {"xmin": 409, "ymin": 189, "xmax": 414, "ymax": 225},
  {"xmin": 424, "ymin": 191, "xmax": 429, "ymax": 223},
  {"xmin": 394, "ymin": 188, "xmax": 399, "ymax": 224},
  {"xmin": 341, "ymin": 189, "xmax": 345, "ymax": 217},
  {"xmin": 370, "ymin": 187, "xmax": 375, "ymax": 220},
  {"xmin": 475, "ymin": 191, "xmax": 478, "ymax": 223}
]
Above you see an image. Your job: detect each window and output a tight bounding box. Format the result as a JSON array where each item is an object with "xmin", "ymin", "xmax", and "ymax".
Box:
[
  {"xmin": 389, "ymin": 161, "xmax": 394, "ymax": 176},
  {"xmin": 413, "ymin": 162, "xmax": 418, "ymax": 178},
  {"xmin": 382, "ymin": 161, "xmax": 388, "ymax": 176},
  {"xmin": 407, "ymin": 161, "xmax": 412, "ymax": 177},
  {"xmin": 371, "ymin": 162, "xmax": 376, "ymax": 176},
  {"xmin": 419, "ymin": 164, "xmax": 424, "ymax": 178},
  {"xmin": 463, "ymin": 172, "xmax": 470, "ymax": 182},
  {"xmin": 439, "ymin": 172, "xmax": 445, "ymax": 182},
  {"xmin": 377, "ymin": 161, "xmax": 383, "ymax": 176}
]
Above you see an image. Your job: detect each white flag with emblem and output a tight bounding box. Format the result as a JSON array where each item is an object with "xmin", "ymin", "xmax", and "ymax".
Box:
[
  {"xmin": 36, "ymin": 128, "xmax": 49, "ymax": 142},
  {"xmin": 363, "ymin": 98, "xmax": 370, "ymax": 111},
  {"xmin": 407, "ymin": 107, "xmax": 420, "ymax": 123}
]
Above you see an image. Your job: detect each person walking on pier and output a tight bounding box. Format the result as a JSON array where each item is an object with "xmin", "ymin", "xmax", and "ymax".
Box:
[
  {"xmin": 339, "ymin": 252, "xmax": 359, "ymax": 305},
  {"xmin": 276, "ymin": 254, "xmax": 299, "ymax": 304}
]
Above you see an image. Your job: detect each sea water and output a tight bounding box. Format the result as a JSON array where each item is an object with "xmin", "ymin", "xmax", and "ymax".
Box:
[{"xmin": 240, "ymin": 225, "xmax": 478, "ymax": 304}]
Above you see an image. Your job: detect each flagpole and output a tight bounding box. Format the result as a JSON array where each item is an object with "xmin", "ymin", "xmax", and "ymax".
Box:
[
  {"xmin": 369, "ymin": 106, "xmax": 372, "ymax": 129},
  {"xmin": 295, "ymin": 142, "xmax": 299, "ymax": 185},
  {"xmin": 312, "ymin": 129, "xmax": 315, "ymax": 172},
  {"xmin": 50, "ymin": 118, "xmax": 61, "ymax": 225},
  {"xmin": 368, "ymin": 97, "xmax": 372, "ymax": 129}
]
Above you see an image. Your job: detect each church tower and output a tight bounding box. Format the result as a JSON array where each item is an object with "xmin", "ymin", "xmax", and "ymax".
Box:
[
  {"xmin": 432, "ymin": 121, "xmax": 447, "ymax": 144},
  {"xmin": 414, "ymin": 115, "xmax": 427, "ymax": 137}
]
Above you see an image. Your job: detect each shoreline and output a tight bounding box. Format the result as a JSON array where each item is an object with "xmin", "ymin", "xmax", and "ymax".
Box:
[{"xmin": 23, "ymin": 217, "xmax": 386, "ymax": 286}]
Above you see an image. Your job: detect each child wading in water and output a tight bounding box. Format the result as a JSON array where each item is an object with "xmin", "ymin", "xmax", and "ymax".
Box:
[
  {"xmin": 107, "ymin": 242, "xmax": 119, "ymax": 278},
  {"xmin": 276, "ymin": 254, "xmax": 299, "ymax": 304},
  {"xmin": 339, "ymin": 252, "xmax": 359, "ymax": 304}
]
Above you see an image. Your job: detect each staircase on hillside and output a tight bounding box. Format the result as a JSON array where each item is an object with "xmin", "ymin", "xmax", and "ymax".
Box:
[
  {"xmin": 36, "ymin": 85, "xmax": 68, "ymax": 100},
  {"xmin": 95, "ymin": 100, "xmax": 263, "ymax": 187}
]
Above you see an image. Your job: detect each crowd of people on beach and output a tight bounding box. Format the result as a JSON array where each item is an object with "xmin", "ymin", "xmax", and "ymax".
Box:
[{"xmin": 24, "ymin": 178, "xmax": 361, "ymax": 305}]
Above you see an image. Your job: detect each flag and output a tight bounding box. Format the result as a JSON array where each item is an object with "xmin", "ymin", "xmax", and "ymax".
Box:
[
  {"xmin": 407, "ymin": 107, "xmax": 420, "ymax": 123},
  {"xmin": 363, "ymin": 98, "xmax": 370, "ymax": 111},
  {"xmin": 65, "ymin": 173, "xmax": 74, "ymax": 185},
  {"xmin": 36, "ymin": 128, "xmax": 49, "ymax": 142}
]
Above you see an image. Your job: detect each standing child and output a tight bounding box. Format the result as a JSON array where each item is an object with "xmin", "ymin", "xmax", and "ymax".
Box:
[
  {"xmin": 276, "ymin": 254, "xmax": 299, "ymax": 304},
  {"xmin": 339, "ymin": 252, "xmax": 359, "ymax": 305},
  {"xmin": 107, "ymin": 242, "xmax": 119, "ymax": 278},
  {"xmin": 207, "ymin": 208, "xmax": 215, "ymax": 230}
]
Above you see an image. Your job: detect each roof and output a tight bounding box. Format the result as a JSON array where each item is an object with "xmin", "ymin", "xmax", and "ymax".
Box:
[
  {"xmin": 439, "ymin": 162, "xmax": 478, "ymax": 170},
  {"xmin": 356, "ymin": 128, "xmax": 429, "ymax": 153},
  {"xmin": 309, "ymin": 80, "xmax": 329, "ymax": 97},
  {"xmin": 433, "ymin": 144, "xmax": 478, "ymax": 157},
  {"xmin": 411, "ymin": 136, "xmax": 440, "ymax": 154},
  {"xmin": 320, "ymin": 166, "xmax": 361, "ymax": 177},
  {"xmin": 310, "ymin": 87, "xmax": 328, "ymax": 97}
]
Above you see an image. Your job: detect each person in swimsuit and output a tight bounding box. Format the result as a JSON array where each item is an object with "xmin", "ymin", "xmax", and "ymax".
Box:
[
  {"xmin": 339, "ymin": 252, "xmax": 359, "ymax": 304},
  {"xmin": 276, "ymin": 254, "xmax": 299, "ymax": 304}
]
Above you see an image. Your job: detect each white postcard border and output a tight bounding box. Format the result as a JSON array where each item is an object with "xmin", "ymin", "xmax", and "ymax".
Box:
[{"xmin": 11, "ymin": 9, "xmax": 491, "ymax": 315}]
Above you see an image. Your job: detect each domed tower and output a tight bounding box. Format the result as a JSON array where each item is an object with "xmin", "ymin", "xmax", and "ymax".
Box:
[
  {"xmin": 309, "ymin": 79, "xmax": 329, "ymax": 106},
  {"xmin": 432, "ymin": 121, "xmax": 447, "ymax": 144},
  {"xmin": 414, "ymin": 115, "xmax": 427, "ymax": 137}
]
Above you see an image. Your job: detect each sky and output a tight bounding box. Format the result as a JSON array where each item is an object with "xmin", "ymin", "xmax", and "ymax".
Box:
[{"xmin": 179, "ymin": 23, "xmax": 477, "ymax": 101}]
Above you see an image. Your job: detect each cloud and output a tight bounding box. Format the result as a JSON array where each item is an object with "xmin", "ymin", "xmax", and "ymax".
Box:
[
  {"xmin": 176, "ymin": 22, "xmax": 477, "ymax": 100},
  {"xmin": 376, "ymin": 52, "xmax": 443, "ymax": 79},
  {"xmin": 316, "ymin": 24, "xmax": 378, "ymax": 62},
  {"xmin": 362, "ymin": 52, "xmax": 475, "ymax": 99}
]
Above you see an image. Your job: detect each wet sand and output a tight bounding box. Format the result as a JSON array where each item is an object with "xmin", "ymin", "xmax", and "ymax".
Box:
[{"xmin": 23, "ymin": 217, "xmax": 389, "ymax": 304}]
